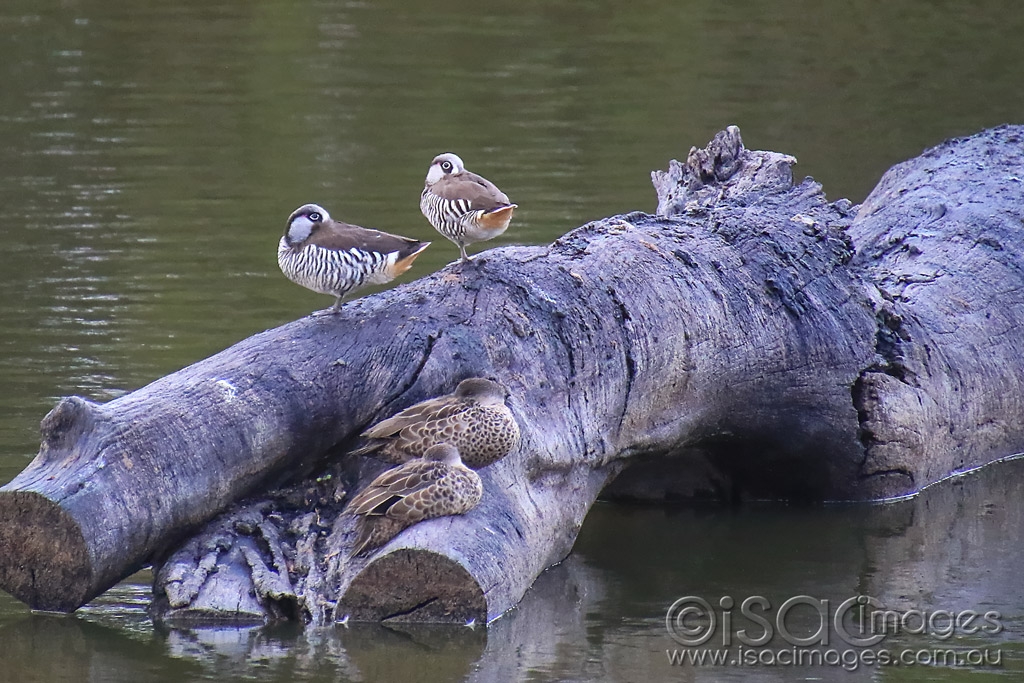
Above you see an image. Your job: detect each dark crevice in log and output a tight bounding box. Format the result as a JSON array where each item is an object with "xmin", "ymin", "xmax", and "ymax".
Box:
[
  {"xmin": 368, "ymin": 329, "xmax": 442, "ymax": 428},
  {"xmin": 387, "ymin": 597, "xmax": 439, "ymax": 622},
  {"xmin": 341, "ymin": 549, "xmax": 485, "ymax": 624},
  {"xmin": 605, "ymin": 285, "xmax": 636, "ymax": 441}
]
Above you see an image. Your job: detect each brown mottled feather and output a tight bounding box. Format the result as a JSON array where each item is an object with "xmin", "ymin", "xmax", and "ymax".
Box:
[
  {"xmin": 353, "ymin": 517, "xmax": 406, "ymax": 556},
  {"xmin": 353, "ymin": 378, "xmax": 520, "ymax": 468},
  {"xmin": 360, "ymin": 398, "xmax": 466, "ymax": 438},
  {"xmin": 346, "ymin": 445, "xmax": 483, "ymax": 556},
  {"xmin": 346, "ymin": 461, "xmax": 446, "ymax": 516}
]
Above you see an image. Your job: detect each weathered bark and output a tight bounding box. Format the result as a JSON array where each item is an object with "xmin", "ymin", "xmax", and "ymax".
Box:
[
  {"xmin": 846, "ymin": 137, "xmax": 1024, "ymax": 489},
  {"xmin": 1, "ymin": 125, "xmax": 1023, "ymax": 624}
]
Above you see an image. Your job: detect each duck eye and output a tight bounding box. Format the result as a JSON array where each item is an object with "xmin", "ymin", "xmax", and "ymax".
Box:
[
  {"xmin": 441, "ymin": 161, "xmax": 453, "ymax": 172},
  {"xmin": 308, "ymin": 212, "xmax": 322, "ymax": 222}
]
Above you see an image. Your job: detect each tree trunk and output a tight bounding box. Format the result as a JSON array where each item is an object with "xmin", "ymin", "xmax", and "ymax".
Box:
[{"xmin": 1, "ymin": 125, "xmax": 1022, "ymax": 624}]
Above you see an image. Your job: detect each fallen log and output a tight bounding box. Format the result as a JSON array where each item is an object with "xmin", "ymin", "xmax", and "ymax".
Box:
[{"xmin": 1, "ymin": 125, "xmax": 1023, "ymax": 624}]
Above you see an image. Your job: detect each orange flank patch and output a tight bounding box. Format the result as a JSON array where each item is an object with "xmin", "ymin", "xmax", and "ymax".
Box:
[
  {"xmin": 385, "ymin": 242, "xmax": 431, "ymax": 278},
  {"xmin": 477, "ymin": 204, "xmax": 517, "ymax": 231}
]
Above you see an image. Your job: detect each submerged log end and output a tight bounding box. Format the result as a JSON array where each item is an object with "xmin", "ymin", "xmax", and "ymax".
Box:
[
  {"xmin": 0, "ymin": 491, "xmax": 92, "ymax": 612},
  {"xmin": 338, "ymin": 549, "xmax": 486, "ymax": 625}
]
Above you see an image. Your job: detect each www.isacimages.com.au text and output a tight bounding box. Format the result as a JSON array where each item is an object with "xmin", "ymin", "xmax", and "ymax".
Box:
[{"xmin": 666, "ymin": 646, "xmax": 1002, "ymax": 672}]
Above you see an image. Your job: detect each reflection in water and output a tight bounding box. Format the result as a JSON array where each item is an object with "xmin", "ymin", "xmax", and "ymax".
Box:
[{"xmin": 1, "ymin": 459, "xmax": 1020, "ymax": 682}]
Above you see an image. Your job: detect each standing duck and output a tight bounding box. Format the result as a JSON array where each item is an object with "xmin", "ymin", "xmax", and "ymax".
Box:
[
  {"xmin": 420, "ymin": 153, "xmax": 516, "ymax": 263},
  {"xmin": 278, "ymin": 203, "xmax": 430, "ymax": 314}
]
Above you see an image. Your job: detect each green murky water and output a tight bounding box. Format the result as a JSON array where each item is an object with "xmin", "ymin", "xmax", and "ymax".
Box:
[{"xmin": 1, "ymin": 1, "xmax": 1022, "ymax": 681}]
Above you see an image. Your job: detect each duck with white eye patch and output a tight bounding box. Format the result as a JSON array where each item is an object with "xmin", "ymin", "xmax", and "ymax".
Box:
[
  {"xmin": 420, "ymin": 153, "xmax": 517, "ymax": 263},
  {"xmin": 277, "ymin": 203, "xmax": 431, "ymax": 315}
]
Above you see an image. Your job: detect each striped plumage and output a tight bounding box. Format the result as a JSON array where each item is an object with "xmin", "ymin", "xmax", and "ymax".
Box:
[
  {"xmin": 278, "ymin": 203, "xmax": 430, "ymax": 314},
  {"xmin": 353, "ymin": 377, "xmax": 520, "ymax": 468},
  {"xmin": 420, "ymin": 153, "xmax": 517, "ymax": 262},
  {"xmin": 346, "ymin": 444, "xmax": 483, "ymax": 556}
]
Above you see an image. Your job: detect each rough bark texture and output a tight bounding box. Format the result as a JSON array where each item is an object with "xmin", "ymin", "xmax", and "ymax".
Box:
[
  {"xmin": 847, "ymin": 134, "xmax": 1024, "ymax": 488},
  {"xmin": 1, "ymin": 125, "xmax": 1023, "ymax": 624}
]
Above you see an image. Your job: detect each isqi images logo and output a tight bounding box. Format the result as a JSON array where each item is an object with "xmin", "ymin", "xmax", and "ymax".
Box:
[{"xmin": 665, "ymin": 594, "xmax": 1002, "ymax": 648}]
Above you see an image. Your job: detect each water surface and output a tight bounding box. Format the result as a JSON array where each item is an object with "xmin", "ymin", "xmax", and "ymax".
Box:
[
  {"xmin": 1, "ymin": 1, "xmax": 1023, "ymax": 681},
  {"xmin": 1, "ymin": 458, "xmax": 1022, "ymax": 682}
]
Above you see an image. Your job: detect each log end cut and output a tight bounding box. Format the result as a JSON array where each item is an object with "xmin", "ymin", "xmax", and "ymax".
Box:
[
  {"xmin": 338, "ymin": 549, "xmax": 486, "ymax": 625},
  {"xmin": 0, "ymin": 491, "xmax": 92, "ymax": 612}
]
